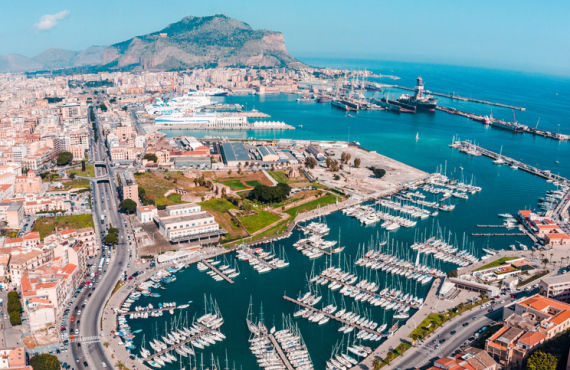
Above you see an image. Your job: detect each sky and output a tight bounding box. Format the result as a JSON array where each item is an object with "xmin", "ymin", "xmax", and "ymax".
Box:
[{"xmin": 1, "ymin": 0, "xmax": 569, "ymax": 76}]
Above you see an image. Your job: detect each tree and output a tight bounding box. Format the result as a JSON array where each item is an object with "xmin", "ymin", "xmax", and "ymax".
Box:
[
  {"xmin": 248, "ymin": 183, "xmax": 291, "ymax": 203},
  {"xmin": 354, "ymin": 157, "xmax": 361, "ymax": 168},
  {"xmin": 325, "ymin": 157, "xmax": 332, "ymax": 168},
  {"xmin": 104, "ymin": 227, "xmax": 119, "ymax": 245},
  {"xmin": 447, "ymin": 269, "xmax": 458, "ymax": 278},
  {"xmin": 305, "ymin": 157, "xmax": 317, "ymax": 169},
  {"xmin": 119, "ymin": 199, "xmax": 137, "ymax": 214},
  {"xmin": 341, "ymin": 152, "xmax": 351, "ymax": 163},
  {"xmin": 56, "ymin": 152, "xmax": 73, "ymax": 166},
  {"xmin": 526, "ymin": 351, "xmax": 557, "ymax": 370},
  {"xmin": 30, "ymin": 353, "xmax": 61, "ymax": 370},
  {"xmin": 372, "ymin": 358, "xmax": 383, "ymax": 370},
  {"xmin": 143, "ymin": 153, "xmax": 158, "ymax": 163},
  {"xmin": 329, "ymin": 159, "xmax": 340, "ymax": 172},
  {"xmin": 370, "ymin": 167, "xmax": 386, "ymax": 179}
]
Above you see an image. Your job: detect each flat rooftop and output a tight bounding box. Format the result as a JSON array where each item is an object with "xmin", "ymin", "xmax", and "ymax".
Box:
[{"xmin": 158, "ymin": 211, "xmax": 213, "ymax": 225}]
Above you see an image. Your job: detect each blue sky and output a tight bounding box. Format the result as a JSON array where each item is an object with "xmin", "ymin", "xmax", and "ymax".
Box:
[{"xmin": 1, "ymin": 0, "xmax": 569, "ymax": 75}]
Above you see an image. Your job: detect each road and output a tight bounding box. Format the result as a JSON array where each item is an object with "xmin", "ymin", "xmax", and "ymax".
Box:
[
  {"xmin": 389, "ymin": 289, "xmax": 540, "ymax": 369},
  {"xmin": 70, "ymin": 102, "xmax": 133, "ymax": 369}
]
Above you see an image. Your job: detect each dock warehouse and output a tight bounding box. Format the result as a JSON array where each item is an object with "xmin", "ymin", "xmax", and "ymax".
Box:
[{"xmin": 221, "ymin": 142, "xmax": 250, "ymax": 166}]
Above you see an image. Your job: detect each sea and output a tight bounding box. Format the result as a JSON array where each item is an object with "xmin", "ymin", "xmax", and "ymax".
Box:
[{"xmin": 126, "ymin": 59, "xmax": 570, "ymax": 369}]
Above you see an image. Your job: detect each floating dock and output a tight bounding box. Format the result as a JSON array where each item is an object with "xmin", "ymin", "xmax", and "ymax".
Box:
[
  {"xmin": 282, "ymin": 295, "xmax": 386, "ymax": 337},
  {"xmin": 238, "ymin": 247, "xmax": 277, "ymax": 270},
  {"xmin": 471, "ymin": 233, "xmax": 525, "ymax": 236},
  {"xmin": 201, "ymin": 259, "xmax": 234, "ymax": 284},
  {"xmin": 451, "ymin": 141, "xmax": 569, "ymax": 185}
]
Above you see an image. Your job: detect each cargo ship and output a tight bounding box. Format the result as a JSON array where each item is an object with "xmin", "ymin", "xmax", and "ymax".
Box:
[
  {"xmin": 317, "ymin": 96, "xmax": 332, "ymax": 103},
  {"xmin": 372, "ymin": 97, "xmax": 415, "ymax": 113},
  {"xmin": 395, "ymin": 77, "xmax": 437, "ymax": 112}
]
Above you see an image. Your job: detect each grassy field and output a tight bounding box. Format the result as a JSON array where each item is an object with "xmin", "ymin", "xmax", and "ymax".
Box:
[
  {"xmin": 474, "ymin": 257, "xmax": 518, "ymax": 271},
  {"xmin": 67, "ymin": 164, "xmax": 95, "ymax": 178},
  {"xmin": 377, "ymin": 341, "xmax": 412, "ymax": 368},
  {"xmin": 135, "ymin": 172, "xmax": 176, "ymax": 201},
  {"xmin": 66, "ymin": 179, "xmax": 91, "ymax": 189},
  {"xmin": 245, "ymin": 180, "xmax": 261, "ymax": 187},
  {"xmin": 33, "ymin": 214, "xmax": 94, "ymax": 239},
  {"xmin": 239, "ymin": 210, "xmax": 281, "ymax": 234},
  {"xmin": 199, "ymin": 198, "xmax": 247, "ymax": 239},
  {"xmin": 219, "ymin": 179, "xmax": 248, "ymax": 190},
  {"xmin": 267, "ymin": 170, "xmax": 289, "ymax": 184},
  {"xmin": 285, "ymin": 194, "xmax": 341, "ymax": 218}
]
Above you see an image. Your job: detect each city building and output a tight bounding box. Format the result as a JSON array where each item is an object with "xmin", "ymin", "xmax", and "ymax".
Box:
[
  {"xmin": 428, "ymin": 347, "xmax": 499, "ymax": 370},
  {"xmin": 0, "ymin": 202, "xmax": 24, "ymax": 229},
  {"xmin": 486, "ymin": 294, "xmax": 570, "ymax": 367},
  {"xmin": 14, "ymin": 171, "xmax": 42, "ymax": 194},
  {"xmin": 119, "ymin": 171, "xmax": 139, "ymax": 204},
  {"xmin": 0, "ymin": 346, "xmax": 32, "ymax": 369},
  {"xmin": 220, "ymin": 142, "xmax": 250, "ymax": 166},
  {"xmin": 137, "ymin": 205, "xmax": 157, "ymax": 223},
  {"xmin": 540, "ymin": 272, "xmax": 570, "ymax": 303}
]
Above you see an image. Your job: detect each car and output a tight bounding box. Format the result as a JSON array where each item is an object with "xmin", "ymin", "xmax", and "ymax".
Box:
[
  {"xmin": 487, "ymin": 308, "xmax": 493, "ymax": 313},
  {"xmin": 83, "ymin": 361, "xmax": 89, "ymax": 367},
  {"xmin": 77, "ymin": 342, "xmax": 81, "ymax": 347},
  {"xmin": 101, "ymin": 362, "xmax": 107, "ymax": 368},
  {"xmin": 439, "ymin": 338, "xmax": 446, "ymax": 343},
  {"xmin": 75, "ymin": 357, "xmax": 79, "ymax": 363},
  {"xmin": 434, "ymin": 344, "xmax": 440, "ymax": 349},
  {"xmin": 462, "ymin": 322, "xmax": 469, "ymax": 327},
  {"xmin": 75, "ymin": 329, "xmax": 79, "ymax": 335},
  {"xmin": 77, "ymin": 320, "xmax": 80, "ymax": 324},
  {"xmin": 450, "ymin": 330, "xmax": 456, "ymax": 335}
]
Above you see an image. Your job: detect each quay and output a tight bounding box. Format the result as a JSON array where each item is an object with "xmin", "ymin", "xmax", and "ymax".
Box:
[
  {"xmin": 384, "ymin": 84, "xmax": 526, "ymax": 111},
  {"xmin": 266, "ymin": 333, "xmax": 296, "ymax": 370},
  {"xmin": 282, "ymin": 295, "xmax": 386, "ymax": 337},
  {"xmin": 451, "ymin": 141, "xmax": 570, "ymax": 185},
  {"xmin": 317, "ymin": 272, "xmax": 420, "ymax": 309},
  {"xmin": 201, "ymin": 259, "xmax": 234, "ymax": 284}
]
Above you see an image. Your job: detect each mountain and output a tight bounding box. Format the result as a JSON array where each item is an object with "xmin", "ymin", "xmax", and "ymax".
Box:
[{"xmin": 0, "ymin": 15, "xmax": 301, "ymax": 73}]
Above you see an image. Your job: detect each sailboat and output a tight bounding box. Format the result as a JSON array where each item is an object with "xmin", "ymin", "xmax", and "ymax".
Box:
[
  {"xmin": 415, "ymin": 132, "xmax": 419, "ymax": 142},
  {"xmin": 493, "ymin": 145, "xmax": 505, "ymax": 165}
]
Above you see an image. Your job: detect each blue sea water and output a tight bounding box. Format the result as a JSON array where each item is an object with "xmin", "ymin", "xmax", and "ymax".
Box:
[{"xmin": 132, "ymin": 60, "xmax": 569, "ymax": 369}]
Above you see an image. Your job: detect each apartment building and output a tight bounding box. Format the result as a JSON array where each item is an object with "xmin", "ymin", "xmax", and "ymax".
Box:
[{"xmin": 540, "ymin": 272, "xmax": 570, "ymax": 303}]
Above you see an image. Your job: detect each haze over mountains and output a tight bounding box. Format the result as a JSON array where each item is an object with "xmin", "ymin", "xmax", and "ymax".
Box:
[{"xmin": 0, "ymin": 14, "xmax": 301, "ymax": 73}]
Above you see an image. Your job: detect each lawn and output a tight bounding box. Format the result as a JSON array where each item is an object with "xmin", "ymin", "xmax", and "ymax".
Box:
[
  {"xmin": 65, "ymin": 179, "xmax": 91, "ymax": 189},
  {"xmin": 377, "ymin": 341, "xmax": 412, "ymax": 368},
  {"xmin": 245, "ymin": 180, "xmax": 261, "ymax": 187},
  {"xmin": 219, "ymin": 179, "xmax": 248, "ymax": 190},
  {"xmin": 199, "ymin": 199, "xmax": 247, "ymax": 239},
  {"xmin": 267, "ymin": 170, "xmax": 289, "ymax": 184},
  {"xmin": 33, "ymin": 214, "xmax": 95, "ymax": 239},
  {"xmin": 285, "ymin": 194, "xmax": 341, "ymax": 218},
  {"xmin": 474, "ymin": 257, "xmax": 518, "ymax": 271},
  {"xmin": 239, "ymin": 210, "xmax": 281, "ymax": 234},
  {"xmin": 67, "ymin": 164, "xmax": 95, "ymax": 178}
]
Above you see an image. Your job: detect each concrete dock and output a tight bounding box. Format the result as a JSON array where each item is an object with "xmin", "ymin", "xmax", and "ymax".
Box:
[{"xmin": 266, "ymin": 333, "xmax": 296, "ymax": 370}]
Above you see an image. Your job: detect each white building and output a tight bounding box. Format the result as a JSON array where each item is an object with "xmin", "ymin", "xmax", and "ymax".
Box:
[
  {"xmin": 137, "ymin": 205, "xmax": 158, "ymax": 223},
  {"xmin": 155, "ymin": 203, "xmax": 221, "ymax": 243}
]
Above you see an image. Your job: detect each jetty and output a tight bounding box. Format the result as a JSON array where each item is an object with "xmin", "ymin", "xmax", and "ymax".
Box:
[
  {"xmin": 283, "ymin": 295, "xmax": 386, "ymax": 338},
  {"xmin": 437, "ymin": 107, "xmax": 568, "ymax": 141},
  {"xmin": 385, "ymin": 84, "xmax": 526, "ymax": 111},
  {"xmin": 121, "ymin": 305, "xmax": 179, "ymax": 316},
  {"xmin": 451, "ymin": 141, "xmax": 570, "ymax": 185},
  {"xmin": 201, "ymin": 259, "xmax": 234, "ymax": 284},
  {"xmin": 238, "ymin": 247, "xmax": 277, "ymax": 270},
  {"xmin": 266, "ymin": 333, "xmax": 295, "ymax": 370},
  {"xmin": 147, "ymin": 326, "xmax": 214, "ymax": 359}
]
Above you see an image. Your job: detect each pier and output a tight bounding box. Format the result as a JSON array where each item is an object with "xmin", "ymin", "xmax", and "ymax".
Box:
[
  {"xmin": 476, "ymin": 224, "xmax": 511, "ymax": 228},
  {"xmin": 266, "ymin": 333, "xmax": 296, "ymax": 370},
  {"xmin": 283, "ymin": 295, "xmax": 386, "ymax": 337},
  {"xmin": 384, "ymin": 85, "xmax": 526, "ymax": 111},
  {"xmin": 452, "ymin": 141, "xmax": 570, "ymax": 185},
  {"xmin": 437, "ymin": 106, "xmax": 569, "ymax": 141},
  {"xmin": 147, "ymin": 326, "xmax": 214, "ymax": 360},
  {"xmin": 121, "ymin": 305, "xmax": 178, "ymax": 316},
  {"xmin": 316, "ymin": 272, "xmax": 420, "ymax": 309},
  {"xmin": 471, "ymin": 233, "xmax": 525, "ymax": 236},
  {"xmin": 201, "ymin": 259, "xmax": 234, "ymax": 284},
  {"xmin": 238, "ymin": 247, "xmax": 277, "ymax": 270}
]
